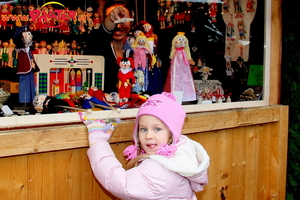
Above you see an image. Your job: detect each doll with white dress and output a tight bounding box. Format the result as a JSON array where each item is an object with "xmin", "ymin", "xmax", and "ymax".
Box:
[{"xmin": 168, "ymin": 32, "xmax": 196, "ymax": 102}]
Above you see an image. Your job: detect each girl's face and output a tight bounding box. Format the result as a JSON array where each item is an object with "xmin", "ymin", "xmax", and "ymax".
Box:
[
  {"xmin": 138, "ymin": 115, "xmax": 172, "ymax": 156},
  {"xmin": 22, "ymin": 31, "xmax": 33, "ymax": 46}
]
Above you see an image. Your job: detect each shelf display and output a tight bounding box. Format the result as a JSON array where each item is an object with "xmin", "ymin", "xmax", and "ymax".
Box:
[{"xmin": 0, "ymin": 0, "xmax": 264, "ymax": 116}]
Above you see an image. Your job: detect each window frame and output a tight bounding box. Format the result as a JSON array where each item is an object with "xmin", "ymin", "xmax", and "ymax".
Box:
[{"xmin": 1, "ymin": 0, "xmax": 276, "ymax": 129}]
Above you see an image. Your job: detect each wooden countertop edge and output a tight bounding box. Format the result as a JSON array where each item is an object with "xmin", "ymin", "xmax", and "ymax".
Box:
[{"xmin": 0, "ymin": 105, "xmax": 288, "ymax": 157}]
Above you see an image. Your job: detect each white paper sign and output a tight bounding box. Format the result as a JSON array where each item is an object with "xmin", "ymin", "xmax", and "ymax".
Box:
[{"xmin": 1, "ymin": 105, "xmax": 14, "ymax": 115}]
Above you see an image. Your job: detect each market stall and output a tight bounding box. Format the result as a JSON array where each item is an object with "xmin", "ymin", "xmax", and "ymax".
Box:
[{"xmin": 0, "ymin": 0, "xmax": 286, "ymax": 199}]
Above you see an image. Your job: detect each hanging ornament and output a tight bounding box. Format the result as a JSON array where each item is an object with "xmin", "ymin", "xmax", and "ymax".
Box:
[
  {"xmin": 208, "ymin": 0, "xmax": 218, "ymax": 22},
  {"xmin": 246, "ymin": 0, "xmax": 256, "ymax": 12},
  {"xmin": 237, "ymin": 14, "xmax": 246, "ymax": 40},
  {"xmin": 226, "ymin": 14, "xmax": 235, "ymax": 41},
  {"xmin": 233, "ymin": 0, "xmax": 243, "ymax": 18},
  {"xmin": 222, "ymin": 0, "xmax": 229, "ymax": 13}
]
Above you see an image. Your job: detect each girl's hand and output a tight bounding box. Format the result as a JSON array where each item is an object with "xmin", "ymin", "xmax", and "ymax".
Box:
[{"xmin": 79, "ymin": 113, "xmax": 121, "ymax": 143}]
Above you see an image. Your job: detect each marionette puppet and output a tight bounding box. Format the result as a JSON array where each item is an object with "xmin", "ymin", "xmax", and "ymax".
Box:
[
  {"xmin": 165, "ymin": 0, "xmax": 173, "ymax": 27},
  {"xmin": 0, "ymin": 39, "xmax": 9, "ymax": 67},
  {"xmin": 208, "ymin": 2, "xmax": 218, "ymax": 22},
  {"xmin": 237, "ymin": 18, "xmax": 246, "ymax": 40},
  {"xmin": 236, "ymin": 56, "xmax": 248, "ymax": 85},
  {"xmin": 57, "ymin": 40, "xmax": 68, "ymax": 55},
  {"xmin": 246, "ymin": 0, "xmax": 255, "ymax": 12},
  {"xmin": 52, "ymin": 40, "xmax": 59, "ymax": 54},
  {"xmin": 223, "ymin": 0, "xmax": 229, "ymax": 13},
  {"xmin": 168, "ymin": 32, "xmax": 196, "ymax": 102},
  {"xmin": 38, "ymin": 40, "xmax": 48, "ymax": 54},
  {"xmin": 117, "ymin": 57, "xmax": 136, "ymax": 106},
  {"xmin": 157, "ymin": 0, "xmax": 166, "ymax": 29},
  {"xmin": 69, "ymin": 40, "xmax": 81, "ymax": 55},
  {"xmin": 141, "ymin": 21, "xmax": 158, "ymax": 54},
  {"xmin": 0, "ymin": 4, "xmax": 11, "ymax": 30},
  {"xmin": 132, "ymin": 32, "xmax": 153, "ymax": 69},
  {"xmin": 7, "ymin": 38, "xmax": 16, "ymax": 68},
  {"xmin": 13, "ymin": 26, "xmax": 39, "ymax": 104},
  {"xmin": 132, "ymin": 32, "xmax": 153, "ymax": 91},
  {"xmin": 123, "ymin": 34, "xmax": 135, "ymax": 59},
  {"xmin": 93, "ymin": 11, "xmax": 102, "ymax": 30},
  {"xmin": 46, "ymin": 44, "xmax": 53, "ymax": 54}
]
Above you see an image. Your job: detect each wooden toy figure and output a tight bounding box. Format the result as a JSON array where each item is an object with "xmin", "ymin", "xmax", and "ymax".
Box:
[
  {"xmin": 169, "ymin": 32, "xmax": 196, "ymax": 102},
  {"xmin": 208, "ymin": 2, "xmax": 218, "ymax": 22},
  {"xmin": 7, "ymin": 38, "xmax": 16, "ymax": 68},
  {"xmin": 246, "ymin": 0, "xmax": 255, "ymax": 12},
  {"xmin": 57, "ymin": 40, "xmax": 68, "ymax": 55},
  {"xmin": 0, "ymin": 4, "xmax": 11, "ymax": 30},
  {"xmin": 69, "ymin": 40, "xmax": 81, "ymax": 55},
  {"xmin": 237, "ymin": 19, "xmax": 246, "ymax": 40},
  {"xmin": 117, "ymin": 57, "xmax": 135, "ymax": 106},
  {"xmin": 13, "ymin": 26, "xmax": 39, "ymax": 104},
  {"xmin": 93, "ymin": 11, "xmax": 102, "ymax": 29},
  {"xmin": 234, "ymin": 0, "xmax": 243, "ymax": 18},
  {"xmin": 0, "ymin": 39, "xmax": 9, "ymax": 67},
  {"xmin": 38, "ymin": 40, "xmax": 48, "ymax": 54},
  {"xmin": 223, "ymin": 0, "xmax": 229, "ymax": 13},
  {"xmin": 142, "ymin": 21, "xmax": 158, "ymax": 53},
  {"xmin": 157, "ymin": 0, "xmax": 166, "ymax": 29}
]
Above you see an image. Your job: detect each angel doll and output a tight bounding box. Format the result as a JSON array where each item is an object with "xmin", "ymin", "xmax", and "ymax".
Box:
[
  {"xmin": 117, "ymin": 57, "xmax": 136, "ymax": 106},
  {"xmin": 168, "ymin": 32, "xmax": 196, "ymax": 102}
]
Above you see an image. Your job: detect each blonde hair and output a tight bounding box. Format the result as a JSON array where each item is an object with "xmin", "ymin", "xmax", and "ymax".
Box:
[
  {"xmin": 132, "ymin": 32, "xmax": 151, "ymax": 53},
  {"xmin": 169, "ymin": 33, "xmax": 192, "ymax": 60},
  {"xmin": 58, "ymin": 40, "xmax": 66, "ymax": 49}
]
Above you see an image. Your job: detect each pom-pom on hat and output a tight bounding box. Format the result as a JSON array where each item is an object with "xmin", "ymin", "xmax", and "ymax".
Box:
[{"xmin": 123, "ymin": 92, "xmax": 186, "ymax": 160}]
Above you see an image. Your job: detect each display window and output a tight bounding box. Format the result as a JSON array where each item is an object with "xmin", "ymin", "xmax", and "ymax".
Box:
[{"xmin": 0, "ymin": 0, "xmax": 272, "ymax": 128}]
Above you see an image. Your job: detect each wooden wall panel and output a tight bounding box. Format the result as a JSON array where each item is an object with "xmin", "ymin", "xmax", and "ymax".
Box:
[{"xmin": 0, "ymin": 106, "xmax": 288, "ymax": 200}]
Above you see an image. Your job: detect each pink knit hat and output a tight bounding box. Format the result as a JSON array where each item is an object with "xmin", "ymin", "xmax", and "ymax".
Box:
[{"xmin": 123, "ymin": 92, "xmax": 186, "ymax": 160}]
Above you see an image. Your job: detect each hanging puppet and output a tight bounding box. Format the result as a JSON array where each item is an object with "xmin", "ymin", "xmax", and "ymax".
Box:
[
  {"xmin": 132, "ymin": 32, "xmax": 152, "ymax": 92},
  {"xmin": 13, "ymin": 25, "xmax": 39, "ymax": 104},
  {"xmin": 117, "ymin": 57, "xmax": 136, "ymax": 106},
  {"xmin": 246, "ymin": 0, "xmax": 255, "ymax": 12},
  {"xmin": 167, "ymin": 32, "xmax": 196, "ymax": 102}
]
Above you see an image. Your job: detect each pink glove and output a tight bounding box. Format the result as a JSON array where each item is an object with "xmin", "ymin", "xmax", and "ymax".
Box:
[{"xmin": 79, "ymin": 112, "xmax": 120, "ymax": 145}]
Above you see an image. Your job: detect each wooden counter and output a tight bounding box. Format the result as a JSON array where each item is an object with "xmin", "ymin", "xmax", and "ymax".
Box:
[{"xmin": 0, "ymin": 105, "xmax": 288, "ymax": 200}]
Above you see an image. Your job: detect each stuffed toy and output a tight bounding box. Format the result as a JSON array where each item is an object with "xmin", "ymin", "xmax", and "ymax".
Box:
[
  {"xmin": 126, "ymin": 93, "xmax": 148, "ymax": 109},
  {"xmin": 33, "ymin": 94, "xmax": 77, "ymax": 113},
  {"xmin": 79, "ymin": 93, "xmax": 111, "ymax": 110},
  {"xmin": 117, "ymin": 57, "xmax": 136, "ymax": 106}
]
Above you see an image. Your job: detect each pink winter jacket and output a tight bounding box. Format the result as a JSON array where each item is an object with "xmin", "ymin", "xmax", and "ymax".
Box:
[{"xmin": 87, "ymin": 135, "xmax": 210, "ymax": 200}]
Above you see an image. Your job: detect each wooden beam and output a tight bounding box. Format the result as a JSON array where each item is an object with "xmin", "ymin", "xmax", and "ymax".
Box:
[{"xmin": 0, "ymin": 106, "xmax": 287, "ymax": 158}]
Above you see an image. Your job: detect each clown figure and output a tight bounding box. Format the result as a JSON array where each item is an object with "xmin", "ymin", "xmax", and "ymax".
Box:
[
  {"xmin": 169, "ymin": 32, "xmax": 196, "ymax": 102},
  {"xmin": 117, "ymin": 57, "xmax": 136, "ymax": 105}
]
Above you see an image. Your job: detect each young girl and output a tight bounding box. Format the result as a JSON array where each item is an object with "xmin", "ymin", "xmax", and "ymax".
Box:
[{"xmin": 80, "ymin": 92, "xmax": 210, "ymax": 199}]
